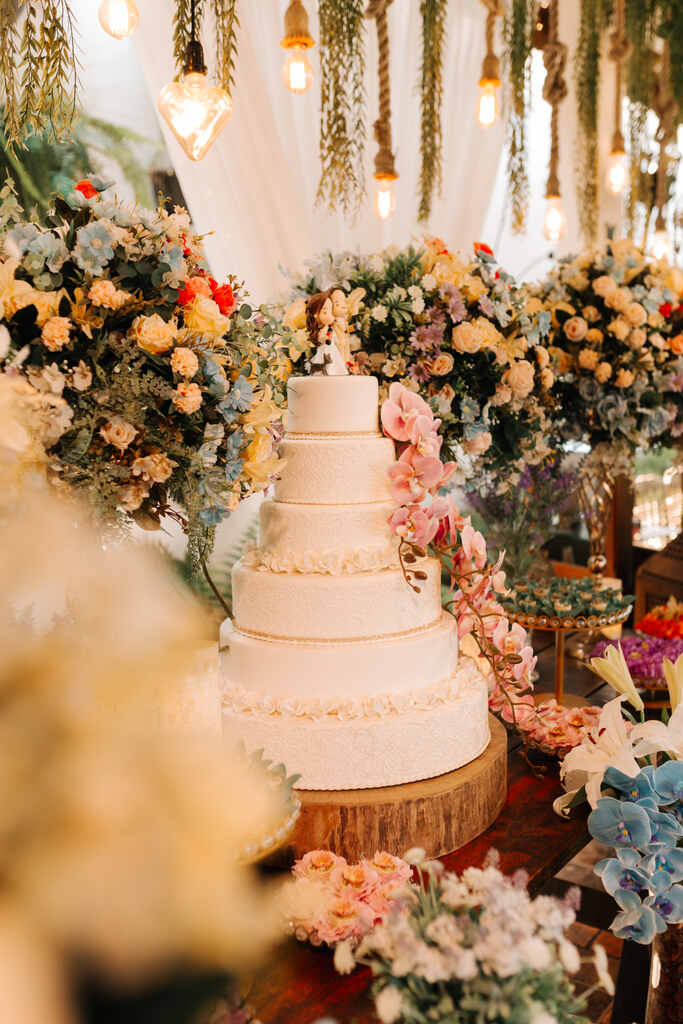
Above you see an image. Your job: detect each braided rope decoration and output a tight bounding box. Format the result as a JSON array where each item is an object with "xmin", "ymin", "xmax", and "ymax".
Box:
[
  {"xmin": 542, "ymin": 0, "xmax": 567, "ymax": 199},
  {"xmin": 479, "ymin": 0, "xmax": 503, "ymax": 81},
  {"xmin": 366, "ymin": 0, "xmax": 397, "ymax": 179}
]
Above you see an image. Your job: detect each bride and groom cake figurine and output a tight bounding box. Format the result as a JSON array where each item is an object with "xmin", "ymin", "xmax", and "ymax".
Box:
[{"xmin": 305, "ymin": 289, "xmax": 356, "ymax": 376}]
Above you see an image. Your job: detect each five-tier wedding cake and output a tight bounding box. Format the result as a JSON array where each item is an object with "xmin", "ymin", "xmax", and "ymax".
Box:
[{"xmin": 222, "ymin": 375, "xmax": 490, "ymax": 790}]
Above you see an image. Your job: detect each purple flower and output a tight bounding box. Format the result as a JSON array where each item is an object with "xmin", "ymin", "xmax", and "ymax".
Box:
[
  {"xmin": 410, "ymin": 321, "xmax": 444, "ymax": 353},
  {"xmin": 478, "ymin": 295, "xmax": 495, "ymax": 318},
  {"xmin": 439, "ymin": 283, "xmax": 467, "ymax": 323},
  {"xmin": 409, "ymin": 360, "xmax": 432, "ymax": 383}
]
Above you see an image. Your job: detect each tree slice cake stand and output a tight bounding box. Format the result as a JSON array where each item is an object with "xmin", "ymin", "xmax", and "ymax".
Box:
[
  {"xmin": 271, "ymin": 715, "xmax": 507, "ymax": 864},
  {"xmin": 506, "ymin": 606, "xmax": 631, "ymax": 709}
]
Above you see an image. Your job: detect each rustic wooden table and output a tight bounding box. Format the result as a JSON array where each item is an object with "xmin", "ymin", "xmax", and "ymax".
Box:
[{"xmin": 249, "ymin": 635, "xmax": 617, "ymax": 1024}]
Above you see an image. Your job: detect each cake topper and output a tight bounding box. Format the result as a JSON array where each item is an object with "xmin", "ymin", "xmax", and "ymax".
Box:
[{"xmin": 305, "ymin": 291, "xmax": 348, "ymax": 376}]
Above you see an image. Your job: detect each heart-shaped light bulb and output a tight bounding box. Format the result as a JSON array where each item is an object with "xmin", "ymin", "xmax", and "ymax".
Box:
[
  {"xmin": 158, "ymin": 72, "xmax": 232, "ymax": 161},
  {"xmin": 98, "ymin": 0, "xmax": 139, "ymax": 39}
]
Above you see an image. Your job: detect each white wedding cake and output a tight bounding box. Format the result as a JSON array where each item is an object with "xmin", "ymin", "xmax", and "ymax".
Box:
[{"xmin": 221, "ymin": 375, "xmax": 490, "ymax": 790}]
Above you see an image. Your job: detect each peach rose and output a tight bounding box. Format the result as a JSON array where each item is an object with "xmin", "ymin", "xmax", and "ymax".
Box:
[
  {"xmin": 586, "ymin": 328, "xmax": 604, "ymax": 344},
  {"xmin": 625, "ymin": 302, "xmax": 647, "ymax": 326},
  {"xmin": 608, "ymin": 317, "xmax": 630, "ymax": 342},
  {"xmin": 578, "ymin": 349, "xmax": 599, "ymax": 371},
  {"xmin": 535, "ymin": 346, "xmax": 550, "ymax": 368},
  {"xmin": 615, "ymin": 368, "xmax": 634, "ymax": 388},
  {"xmin": 172, "ymin": 381, "xmax": 203, "ymax": 414},
  {"xmin": 131, "ymin": 313, "xmax": 176, "ymax": 355},
  {"xmin": 503, "ymin": 359, "xmax": 535, "ymax": 399},
  {"xmin": 583, "ymin": 305, "xmax": 600, "ymax": 323},
  {"xmin": 540, "ymin": 367, "xmax": 555, "ymax": 389},
  {"xmin": 184, "ymin": 296, "xmax": 231, "ymax": 337},
  {"xmin": 429, "ymin": 351, "xmax": 454, "ymax": 375},
  {"xmin": 463, "ymin": 430, "xmax": 492, "ymax": 455},
  {"xmin": 294, "ymin": 850, "xmax": 346, "ymax": 881},
  {"xmin": 490, "ymin": 383, "xmax": 512, "ymax": 406},
  {"xmin": 607, "ymin": 287, "xmax": 630, "ymax": 313},
  {"xmin": 452, "ymin": 321, "xmax": 481, "ymax": 354},
  {"xmin": 595, "ymin": 362, "xmax": 612, "ymax": 383},
  {"xmin": 132, "ymin": 452, "xmax": 177, "ymax": 483},
  {"xmin": 100, "ymin": 417, "xmax": 137, "ymax": 451},
  {"xmin": 119, "ymin": 480, "xmax": 149, "ymax": 512},
  {"xmin": 629, "ymin": 328, "xmax": 646, "ymax": 350},
  {"xmin": 88, "ymin": 279, "xmax": 130, "ymax": 309},
  {"xmin": 592, "ymin": 275, "xmax": 617, "ymax": 299},
  {"xmin": 41, "ymin": 316, "xmax": 71, "ymax": 351},
  {"xmin": 564, "ymin": 316, "xmax": 588, "ymax": 342},
  {"xmin": 650, "ymin": 332, "xmax": 666, "ymax": 350},
  {"xmin": 170, "ymin": 346, "xmax": 199, "ymax": 378},
  {"xmin": 670, "ymin": 334, "xmax": 683, "ymax": 356},
  {"xmin": 24, "ymin": 288, "xmax": 62, "ymax": 325}
]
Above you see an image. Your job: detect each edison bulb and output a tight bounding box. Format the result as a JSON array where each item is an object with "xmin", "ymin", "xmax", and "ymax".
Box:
[
  {"xmin": 650, "ymin": 228, "xmax": 672, "ymax": 262},
  {"xmin": 98, "ymin": 0, "xmax": 139, "ymax": 39},
  {"xmin": 282, "ymin": 46, "xmax": 314, "ymax": 94},
  {"xmin": 374, "ymin": 177, "xmax": 396, "ymax": 221},
  {"xmin": 477, "ymin": 80, "xmax": 499, "ymax": 127},
  {"xmin": 158, "ymin": 72, "xmax": 232, "ymax": 162},
  {"xmin": 543, "ymin": 195, "xmax": 566, "ymax": 243},
  {"xmin": 606, "ymin": 149, "xmax": 628, "ymax": 195}
]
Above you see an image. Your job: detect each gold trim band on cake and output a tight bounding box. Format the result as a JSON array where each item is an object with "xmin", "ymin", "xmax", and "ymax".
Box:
[
  {"xmin": 286, "ymin": 430, "xmax": 383, "ymax": 439},
  {"xmin": 233, "ymin": 618, "xmax": 444, "ymax": 645},
  {"xmin": 272, "ymin": 498, "xmax": 391, "ymax": 507}
]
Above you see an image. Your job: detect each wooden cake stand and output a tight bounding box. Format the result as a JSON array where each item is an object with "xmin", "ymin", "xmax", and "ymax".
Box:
[{"xmin": 274, "ymin": 715, "xmax": 507, "ymax": 863}]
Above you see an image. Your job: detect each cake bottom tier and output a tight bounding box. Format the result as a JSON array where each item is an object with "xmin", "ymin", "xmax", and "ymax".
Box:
[{"xmin": 222, "ymin": 658, "xmax": 490, "ymax": 790}]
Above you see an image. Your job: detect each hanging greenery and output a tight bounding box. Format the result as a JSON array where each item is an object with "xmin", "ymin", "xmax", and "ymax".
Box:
[
  {"xmin": 0, "ymin": 1, "xmax": 79, "ymax": 149},
  {"xmin": 172, "ymin": 0, "xmax": 239, "ymax": 97},
  {"xmin": 503, "ymin": 0, "xmax": 535, "ymax": 233},
  {"xmin": 316, "ymin": 0, "xmax": 366, "ymax": 217},
  {"xmin": 574, "ymin": 0, "xmax": 610, "ymax": 245},
  {"xmin": 418, "ymin": 0, "xmax": 448, "ymax": 222}
]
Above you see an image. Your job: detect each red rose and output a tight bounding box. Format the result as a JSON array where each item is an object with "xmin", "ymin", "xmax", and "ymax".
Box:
[
  {"xmin": 474, "ymin": 242, "xmax": 493, "ymax": 256},
  {"xmin": 659, "ymin": 302, "xmax": 673, "ymax": 317},
  {"xmin": 177, "ymin": 275, "xmax": 212, "ymax": 306},
  {"xmin": 74, "ymin": 179, "xmax": 97, "ymax": 199},
  {"xmin": 212, "ymin": 283, "xmax": 236, "ymax": 316}
]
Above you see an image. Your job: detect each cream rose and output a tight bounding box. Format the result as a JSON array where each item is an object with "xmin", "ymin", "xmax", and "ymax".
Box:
[
  {"xmin": 183, "ymin": 296, "xmax": 231, "ymax": 337},
  {"xmin": 629, "ymin": 328, "xmax": 646, "ymax": 350},
  {"xmin": 429, "ymin": 352, "xmax": 454, "ymax": 375},
  {"xmin": 463, "ymin": 431, "xmax": 492, "ymax": 455},
  {"xmin": 132, "ymin": 452, "xmax": 177, "ymax": 483},
  {"xmin": 452, "ymin": 322, "xmax": 481, "ymax": 355},
  {"xmin": 592, "ymin": 275, "xmax": 617, "ymax": 300},
  {"xmin": 564, "ymin": 316, "xmax": 588, "ymax": 342},
  {"xmin": 535, "ymin": 346, "xmax": 550, "ymax": 368},
  {"xmin": 607, "ymin": 287, "xmax": 630, "ymax": 313},
  {"xmin": 615, "ymin": 368, "xmax": 634, "ymax": 388},
  {"xmin": 41, "ymin": 316, "xmax": 71, "ymax": 352},
  {"xmin": 583, "ymin": 305, "xmax": 600, "ymax": 323},
  {"xmin": 540, "ymin": 367, "xmax": 555, "ymax": 389},
  {"xmin": 131, "ymin": 313, "xmax": 176, "ymax": 355},
  {"xmin": 625, "ymin": 302, "xmax": 647, "ymax": 326},
  {"xmin": 172, "ymin": 381, "xmax": 203, "ymax": 414},
  {"xmin": 100, "ymin": 417, "xmax": 137, "ymax": 451},
  {"xmin": 170, "ymin": 346, "xmax": 199, "ymax": 378},
  {"xmin": 608, "ymin": 317, "xmax": 630, "ymax": 342},
  {"xmin": 595, "ymin": 362, "xmax": 612, "ymax": 383},
  {"xmin": 490, "ymin": 383, "xmax": 512, "ymax": 406},
  {"xmin": 119, "ymin": 480, "xmax": 149, "ymax": 512},
  {"xmin": 578, "ymin": 348, "xmax": 599, "ymax": 370},
  {"xmin": 503, "ymin": 359, "xmax": 535, "ymax": 399}
]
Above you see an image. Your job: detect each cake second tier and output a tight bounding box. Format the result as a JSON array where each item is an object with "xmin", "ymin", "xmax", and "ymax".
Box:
[{"xmin": 232, "ymin": 557, "xmax": 443, "ymax": 641}]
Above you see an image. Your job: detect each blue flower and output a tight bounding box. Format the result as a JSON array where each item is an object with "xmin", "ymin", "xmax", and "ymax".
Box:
[
  {"xmin": 616, "ymin": 847, "xmax": 642, "ymax": 868},
  {"xmin": 73, "ymin": 220, "xmax": 119, "ymax": 274},
  {"xmin": 641, "ymin": 848, "xmax": 683, "ymax": 884},
  {"xmin": 228, "ymin": 376, "xmax": 254, "ymax": 413},
  {"xmin": 653, "ymin": 762, "xmax": 683, "ymax": 806},
  {"xmin": 603, "ymin": 766, "xmax": 655, "ymax": 803},
  {"xmin": 5, "ymin": 223, "xmax": 41, "ymax": 258},
  {"xmin": 611, "ymin": 890, "xmax": 666, "ymax": 944},
  {"xmin": 161, "ymin": 244, "xmax": 187, "ymax": 287},
  {"xmin": 224, "ymin": 429, "xmax": 245, "ymax": 482},
  {"xmin": 639, "ymin": 807, "xmax": 683, "ymax": 850},
  {"xmin": 644, "ymin": 884, "xmax": 683, "ymax": 924},
  {"xmin": 595, "ymin": 857, "xmax": 649, "ymax": 895},
  {"xmin": 588, "ymin": 797, "xmax": 652, "ymax": 850}
]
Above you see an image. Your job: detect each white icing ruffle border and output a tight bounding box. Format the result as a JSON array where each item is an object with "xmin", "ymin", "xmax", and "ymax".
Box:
[
  {"xmin": 242, "ymin": 543, "xmax": 400, "ymax": 576},
  {"xmin": 222, "ymin": 658, "xmax": 484, "ymax": 722}
]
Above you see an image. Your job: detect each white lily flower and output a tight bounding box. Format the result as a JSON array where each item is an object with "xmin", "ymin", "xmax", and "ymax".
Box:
[
  {"xmin": 631, "ymin": 702, "xmax": 683, "ymax": 761},
  {"xmin": 662, "ymin": 652, "xmax": 683, "ymax": 711},
  {"xmin": 589, "ymin": 643, "xmax": 644, "ymax": 712},
  {"xmin": 559, "ymin": 697, "xmax": 640, "ymax": 808},
  {"xmin": 593, "ymin": 943, "xmax": 615, "ymax": 996}
]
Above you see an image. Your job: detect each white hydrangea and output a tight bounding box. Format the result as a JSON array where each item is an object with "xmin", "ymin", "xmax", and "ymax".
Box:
[
  {"xmin": 372, "ymin": 305, "xmax": 388, "ymax": 322},
  {"xmin": 421, "ymin": 273, "xmax": 437, "ymax": 291},
  {"xmin": 407, "ymin": 285, "xmax": 422, "ymax": 300}
]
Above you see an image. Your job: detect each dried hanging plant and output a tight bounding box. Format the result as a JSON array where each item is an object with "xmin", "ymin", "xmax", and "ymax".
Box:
[
  {"xmin": 317, "ymin": 0, "xmax": 366, "ymax": 217},
  {"xmin": 574, "ymin": 0, "xmax": 610, "ymax": 244},
  {"xmin": 0, "ymin": 0, "xmax": 80, "ymax": 148},
  {"xmin": 173, "ymin": 0, "xmax": 239, "ymax": 97},
  {"xmin": 418, "ymin": 0, "xmax": 448, "ymax": 222},
  {"xmin": 624, "ymin": 0, "xmax": 659, "ymax": 233},
  {"xmin": 503, "ymin": 0, "xmax": 536, "ymax": 233}
]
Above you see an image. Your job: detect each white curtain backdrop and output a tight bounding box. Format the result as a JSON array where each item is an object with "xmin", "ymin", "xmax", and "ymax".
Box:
[{"xmin": 134, "ymin": 0, "xmax": 505, "ymax": 301}]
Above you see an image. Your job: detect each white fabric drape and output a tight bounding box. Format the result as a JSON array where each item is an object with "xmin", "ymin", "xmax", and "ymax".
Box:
[{"xmin": 134, "ymin": 0, "xmax": 505, "ymax": 301}]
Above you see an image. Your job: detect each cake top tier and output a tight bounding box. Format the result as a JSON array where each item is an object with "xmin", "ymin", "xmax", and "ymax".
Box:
[{"xmin": 287, "ymin": 376, "xmax": 379, "ymax": 435}]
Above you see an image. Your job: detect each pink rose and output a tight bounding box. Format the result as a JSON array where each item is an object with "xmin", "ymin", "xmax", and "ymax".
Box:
[
  {"xmin": 314, "ymin": 896, "xmax": 374, "ymax": 945},
  {"xmin": 362, "ymin": 851, "xmax": 412, "ymax": 886},
  {"xmin": 564, "ymin": 316, "xmax": 587, "ymax": 342},
  {"xmin": 330, "ymin": 863, "xmax": 380, "ymax": 901},
  {"xmin": 380, "ymin": 382, "xmax": 433, "ymax": 442},
  {"xmin": 294, "ymin": 849, "xmax": 347, "ymax": 881},
  {"xmin": 388, "ymin": 446, "xmax": 444, "ymax": 504}
]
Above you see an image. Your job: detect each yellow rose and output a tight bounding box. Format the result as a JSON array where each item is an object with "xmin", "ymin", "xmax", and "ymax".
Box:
[
  {"xmin": 615, "ymin": 368, "xmax": 634, "ymax": 388},
  {"xmin": 243, "ymin": 432, "xmax": 280, "ymax": 488},
  {"xmin": 131, "ymin": 313, "xmax": 177, "ymax": 355},
  {"xmin": 629, "ymin": 328, "xmax": 646, "ymax": 350},
  {"xmin": 567, "ymin": 272, "xmax": 590, "ymax": 291},
  {"xmin": 461, "ymin": 274, "xmax": 487, "ymax": 302},
  {"xmin": 503, "ymin": 359, "xmax": 535, "ymax": 398},
  {"xmin": 583, "ymin": 305, "xmax": 600, "ymax": 322},
  {"xmin": 0, "ymin": 258, "xmax": 33, "ymax": 318},
  {"xmin": 592, "ymin": 275, "xmax": 617, "ymax": 300},
  {"xmin": 183, "ymin": 296, "xmax": 231, "ymax": 337},
  {"xmin": 283, "ymin": 297, "xmax": 307, "ymax": 331},
  {"xmin": 452, "ymin": 322, "xmax": 481, "ymax": 354},
  {"xmin": 606, "ymin": 287, "xmax": 630, "ymax": 313}
]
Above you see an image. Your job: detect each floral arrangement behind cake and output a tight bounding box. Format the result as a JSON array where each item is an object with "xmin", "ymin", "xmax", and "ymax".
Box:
[
  {"xmin": 283, "ymin": 240, "xmax": 556, "ymax": 479},
  {"xmin": 0, "ymin": 177, "xmax": 285, "ymax": 566}
]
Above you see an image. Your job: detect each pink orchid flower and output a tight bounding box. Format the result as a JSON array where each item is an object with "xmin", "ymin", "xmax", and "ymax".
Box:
[
  {"xmin": 460, "ymin": 522, "xmax": 487, "ymax": 569},
  {"xmin": 381, "ymin": 382, "xmax": 434, "ymax": 442},
  {"xmin": 388, "ymin": 446, "xmax": 444, "ymax": 504},
  {"xmin": 410, "ymin": 415, "xmax": 442, "ymax": 457},
  {"xmin": 388, "ymin": 504, "xmax": 441, "ymax": 549},
  {"xmin": 433, "ymin": 494, "xmax": 465, "ymax": 549}
]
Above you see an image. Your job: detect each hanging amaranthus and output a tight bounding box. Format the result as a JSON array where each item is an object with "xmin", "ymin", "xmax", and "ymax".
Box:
[
  {"xmin": 503, "ymin": 0, "xmax": 536, "ymax": 233},
  {"xmin": 0, "ymin": 1, "xmax": 80, "ymax": 148},
  {"xmin": 574, "ymin": 0, "xmax": 610, "ymax": 244},
  {"xmin": 317, "ymin": 0, "xmax": 366, "ymax": 216},
  {"xmin": 418, "ymin": 0, "xmax": 448, "ymax": 222},
  {"xmin": 173, "ymin": 0, "xmax": 239, "ymax": 97}
]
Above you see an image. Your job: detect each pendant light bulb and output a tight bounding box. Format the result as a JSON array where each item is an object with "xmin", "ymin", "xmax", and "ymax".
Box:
[
  {"xmin": 158, "ymin": 41, "xmax": 232, "ymax": 161},
  {"xmin": 543, "ymin": 195, "xmax": 566, "ymax": 243},
  {"xmin": 374, "ymin": 175, "xmax": 396, "ymax": 221},
  {"xmin": 477, "ymin": 79, "xmax": 500, "ymax": 127},
  {"xmin": 650, "ymin": 227, "xmax": 672, "ymax": 262},
  {"xmin": 606, "ymin": 148, "xmax": 628, "ymax": 195},
  {"xmin": 282, "ymin": 45, "xmax": 314, "ymax": 94},
  {"xmin": 98, "ymin": 0, "xmax": 139, "ymax": 39}
]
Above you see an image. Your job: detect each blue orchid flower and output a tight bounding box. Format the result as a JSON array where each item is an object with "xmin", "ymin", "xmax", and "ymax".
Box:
[
  {"xmin": 611, "ymin": 890, "xmax": 666, "ymax": 944},
  {"xmin": 616, "ymin": 847, "xmax": 642, "ymax": 868},
  {"xmin": 653, "ymin": 762, "xmax": 683, "ymax": 806},
  {"xmin": 640, "ymin": 848, "xmax": 683, "ymax": 884},
  {"xmin": 594, "ymin": 857, "xmax": 649, "ymax": 895},
  {"xmin": 639, "ymin": 807, "xmax": 683, "ymax": 850},
  {"xmin": 588, "ymin": 797, "xmax": 652, "ymax": 851},
  {"xmin": 603, "ymin": 765, "xmax": 655, "ymax": 803},
  {"xmin": 644, "ymin": 884, "xmax": 683, "ymax": 925}
]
